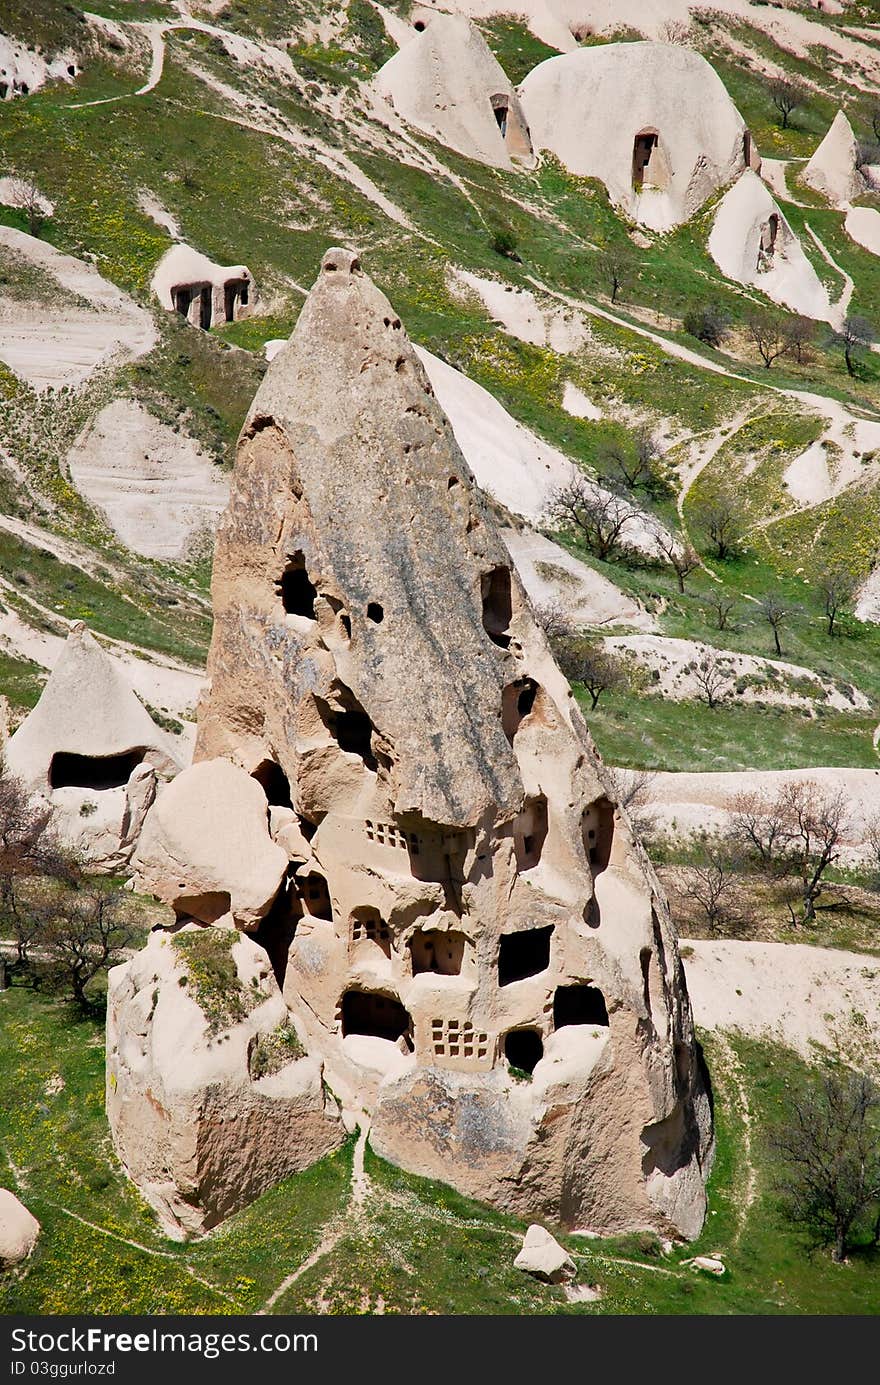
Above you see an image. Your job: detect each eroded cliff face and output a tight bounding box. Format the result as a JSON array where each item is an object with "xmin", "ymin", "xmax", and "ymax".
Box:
[{"xmin": 110, "ymin": 247, "xmax": 712, "ymax": 1239}]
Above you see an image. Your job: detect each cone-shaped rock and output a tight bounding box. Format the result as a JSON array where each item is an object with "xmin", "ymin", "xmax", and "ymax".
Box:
[{"xmin": 111, "ymin": 249, "xmax": 713, "ymax": 1238}]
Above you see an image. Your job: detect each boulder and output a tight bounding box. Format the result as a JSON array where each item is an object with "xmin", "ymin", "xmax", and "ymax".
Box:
[
  {"xmin": 132, "ymin": 758, "xmax": 288, "ymax": 929},
  {"xmin": 0, "ymin": 1189, "xmax": 40, "ymax": 1265},
  {"xmin": 514, "ymin": 1224, "xmax": 576, "ymax": 1284},
  {"xmin": 106, "ymin": 928, "xmax": 343, "ymax": 1237}
]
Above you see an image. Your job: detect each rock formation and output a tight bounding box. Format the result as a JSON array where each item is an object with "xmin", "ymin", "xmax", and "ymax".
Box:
[
  {"xmin": 519, "ymin": 42, "xmax": 757, "ymax": 231},
  {"xmin": 375, "ymin": 13, "xmax": 534, "ymax": 169},
  {"xmin": 514, "ymin": 1224, "xmax": 576, "ymax": 1283},
  {"xmin": 5, "ymin": 623, "xmax": 183, "ymax": 871},
  {"xmin": 109, "ymin": 247, "xmax": 713, "ymax": 1240},
  {"xmin": 802, "ymin": 110, "xmax": 866, "ymax": 206},
  {"xmin": 151, "ymin": 244, "xmax": 256, "ymax": 331},
  {"xmin": 0, "ymin": 1189, "xmax": 40, "ymax": 1265},
  {"xmin": 709, "ymin": 170, "xmax": 830, "ymax": 320}
]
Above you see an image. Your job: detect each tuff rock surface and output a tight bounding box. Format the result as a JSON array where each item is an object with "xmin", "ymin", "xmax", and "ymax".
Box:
[
  {"xmin": 0, "ymin": 1189, "xmax": 40, "ymax": 1265},
  {"xmin": 109, "ymin": 247, "xmax": 713, "ymax": 1239}
]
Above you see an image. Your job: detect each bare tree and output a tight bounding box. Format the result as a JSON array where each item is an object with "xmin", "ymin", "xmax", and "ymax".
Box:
[
  {"xmin": 677, "ymin": 848, "xmax": 748, "ymax": 935},
  {"xmin": 768, "ymin": 76, "xmax": 807, "ymax": 129},
  {"xmin": 601, "ymin": 427, "xmax": 660, "ymax": 492},
  {"xmin": 693, "ymin": 491, "xmax": 742, "ymax": 561},
  {"xmin": 5, "ymin": 176, "xmax": 49, "ymax": 237},
  {"xmin": 547, "ymin": 474, "xmax": 635, "ymax": 562},
  {"xmin": 691, "ymin": 652, "xmax": 731, "ymax": 709},
  {"xmin": 816, "ymin": 565, "xmax": 855, "ymax": 637},
  {"xmin": 760, "ymin": 593, "xmax": 791, "ymax": 657},
  {"xmin": 830, "ymin": 315, "xmax": 876, "ymax": 377},
  {"xmin": 865, "ymin": 812, "xmax": 880, "ymax": 891},
  {"xmin": 605, "ymin": 766, "xmax": 656, "ymax": 840},
  {"xmin": 746, "ymin": 310, "xmax": 790, "ymax": 369},
  {"xmin": 683, "ymin": 302, "xmax": 731, "ymax": 348},
  {"xmin": 42, "ymin": 888, "xmax": 135, "ymax": 1011},
  {"xmin": 652, "ymin": 526, "xmax": 699, "ymax": 593},
  {"xmin": 729, "ymin": 789, "xmax": 791, "ymax": 867},
  {"xmin": 659, "ymin": 19, "xmax": 691, "ymax": 44},
  {"xmin": 597, "ymin": 248, "xmax": 628, "ymax": 305},
  {"xmin": 534, "ymin": 600, "xmax": 574, "ymax": 642},
  {"xmin": 706, "ymin": 590, "xmax": 736, "ymax": 632},
  {"xmin": 783, "ymin": 315, "xmax": 816, "ymax": 365},
  {"xmin": 0, "ymin": 758, "xmax": 76, "ymax": 942},
  {"xmin": 872, "ymin": 104, "xmax": 880, "ymax": 144},
  {"xmin": 554, "ymin": 634, "xmax": 628, "ymax": 709},
  {"xmin": 776, "ymin": 782, "xmax": 848, "ymax": 926},
  {"xmin": 769, "ymin": 1066, "xmax": 880, "ymax": 1261}
]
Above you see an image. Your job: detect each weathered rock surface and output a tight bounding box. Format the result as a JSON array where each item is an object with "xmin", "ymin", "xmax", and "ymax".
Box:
[
  {"xmin": 375, "ymin": 13, "xmax": 533, "ymax": 170},
  {"xmin": 132, "ymin": 759, "xmax": 288, "ymax": 928},
  {"xmin": 519, "ymin": 42, "xmax": 755, "ymax": 231},
  {"xmin": 802, "ymin": 109, "xmax": 866, "ymax": 206},
  {"xmin": 5, "ymin": 623, "xmax": 182, "ymax": 871},
  {"xmin": 0, "ymin": 1189, "xmax": 40, "ymax": 1265},
  {"xmin": 106, "ymin": 927, "xmax": 343, "ymax": 1237},
  {"xmin": 514, "ymin": 1224, "xmax": 576, "ymax": 1283},
  {"xmin": 112, "ymin": 247, "xmax": 712, "ymax": 1239}
]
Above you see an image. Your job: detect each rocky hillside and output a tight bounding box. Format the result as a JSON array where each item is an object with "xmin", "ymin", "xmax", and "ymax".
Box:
[{"xmin": 3, "ymin": 0, "xmax": 880, "ymax": 794}]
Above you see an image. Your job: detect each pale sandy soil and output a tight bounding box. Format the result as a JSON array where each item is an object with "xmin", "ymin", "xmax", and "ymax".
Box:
[
  {"xmin": 65, "ymin": 399, "xmax": 229, "ymax": 561},
  {"xmin": 604, "ymin": 633, "xmax": 870, "ymax": 712},
  {"xmin": 502, "ymin": 526, "xmax": 653, "ymax": 629},
  {"xmin": 644, "ymin": 765, "xmax": 880, "ymax": 850},
  {"xmin": 684, "ymin": 939, "xmax": 880, "ymax": 1071},
  {"xmin": 0, "ymin": 228, "xmax": 155, "ymax": 390},
  {"xmin": 845, "ymin": 205, "xmax": 880, "ymax": 256}
]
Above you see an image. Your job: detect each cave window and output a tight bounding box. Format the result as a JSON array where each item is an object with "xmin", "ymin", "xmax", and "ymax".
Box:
[
  {"xmin": 498, "ymin": 924, "xmax": 553, "ymax": 987},
  {"xmin": 632, "ymin": 130, "xmax": 659, "ymax": 189},
  {"xmin": 410, "ymin": 930, "xmax": 464, "ymax": 976},
  {"xmin": 491, "ymin": 95, "xmax": 509, "ymax": 136},
  {"xmin": 504, "ymin": 1028, "xmax": 543, "ymax": 1075},
  {"xmin": 413, "ymin": 18, "xmax": 425, "ymax": 30},
  {"xmin": 277, "ymin": 553, "xmax": 317, "ymax": 619},
  {"xmin": 365, "ymin": 819, "xmax": 416, "ymax": 852},
  {"xmin": 431, "ymin": 1017, "xmax": 489, "ymax": 1062},
  {"xmin": 367, "ymin": 602, "xmax": 384, "ymax": 623},
  {"xmin": 481, "ymin": 565, "xmax": 513, "ymax": 648},
  {"xmin": 502, "ymin": 677, "xmax": 539, "ymax": 742},
  {"xmin": 640, "ymin": 947, "xmax": 652, "ymax": 1015},
  {"xmin": 514, "ymin": 794, "xmax": 548, "ymax": 871},
  {"xmin": 581, "ymin": 796, "xmax": 614, "ymax": 875},
  {"xmin": 341, "ymin": 989, "xmax": 412, "ymax": 1047},
  {"xmin": 554, "ymin": 983, "xmax": 609, "ymax": 1029},
  {"xmin": 336, "ymin": 709, "xmax": 375, "ymax": 766},
  {"xmin": 300, "ymin": 873, "xmax": 332, "ymax": 921},
  {"xmin": 49, "ymin": 749, "xmax": 145, "ymax": 791},
  {"xmin": 743, "ymin": 130, "xmax": 752, "ymax": 166},
  {"xmin": 350, "ymin": 908, "xmax": 391, "ymax": 957},
  {"xmin": 251, "ymin": 759, "xmax": 292, "ymax": 808}
]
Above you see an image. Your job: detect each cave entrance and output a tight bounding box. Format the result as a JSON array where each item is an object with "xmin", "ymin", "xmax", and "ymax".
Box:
[
  {"xmin": 632, "ymin": 130, "xmax": 659, "ymax": 190},
  {"xmin": 502, "ymin": 677, "xmax": 538, "ymax": 742},
  {"xmin": 350, "ymin": 907, "xmax": 391, "ymax": 957},
  {"xmin": 277, "ymin": 553, "xmax": 317, "ymax": 620},
  {"xmin": 481, "ymin": 565, "xmax": 513, "ymax": 648},
  {"xmin": 251, "ymin": 759, "xmax": 292, "ymax": 808},
  {"xmin": 498, "ymin": 924, "xmax": 553, "ymax": 987},
  {"xmin": 172, "ymin": 286, "xmax": 192, "ymax": 319},
  {"xmin": 410, "ymin": 929, "xmax": 465, "ymax": 976},
  {"xmin": 49, "ymin": 748, "xmax": 145, "ymax": 791},
  {"xmin": 299, "ymin": 872, "xmax": 333, "ymax": 921},
  {"xmin": 491, "ymin": 94, "xmax": 509, "ymax": 137},
  {"xmin": 504, "ymin": 1028, "xmax": 544, "ymax": 1074},
  {"xmin": 199, "ymin": 286, "xmax": 212, "ymax": 330},
  {"xmin": 581, "ymin": 796, "xmax": 614, "ymax": 875},
  {"xmin": 554, "ymin": 983, "xmax": 609, "ymax": 1029},
  {"xmin": 341, "ymin": 989, "xmax": 413, "ymax": 1047}
]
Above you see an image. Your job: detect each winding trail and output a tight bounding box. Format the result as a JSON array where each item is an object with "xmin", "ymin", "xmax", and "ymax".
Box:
[{"xmin": 711, "ymin": 1034, "xmax": 757, "ymax": 1245}]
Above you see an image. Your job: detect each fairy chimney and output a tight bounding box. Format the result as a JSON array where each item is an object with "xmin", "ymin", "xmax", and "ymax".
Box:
[{"xmin": 110, "ymin": 248, "xmax": 713, "ymax": 1239}]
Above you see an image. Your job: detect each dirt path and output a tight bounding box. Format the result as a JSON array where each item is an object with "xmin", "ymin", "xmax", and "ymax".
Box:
[{"xmin": 805, "ymin": 222, "xmax": 853, "ymax": 327}]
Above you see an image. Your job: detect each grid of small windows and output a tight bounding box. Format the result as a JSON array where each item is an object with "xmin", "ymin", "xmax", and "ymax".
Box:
[
  {"xmin": 430, "ymin": 1018, "xmax": 491, "ymax": 1065},
  {"xmin": 351, "ymin": 914, "xmax": 391, "ymax": 946},
  {"xmin": 365, "ymin": 819, "xmax": 420, "ymax": 854}
]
